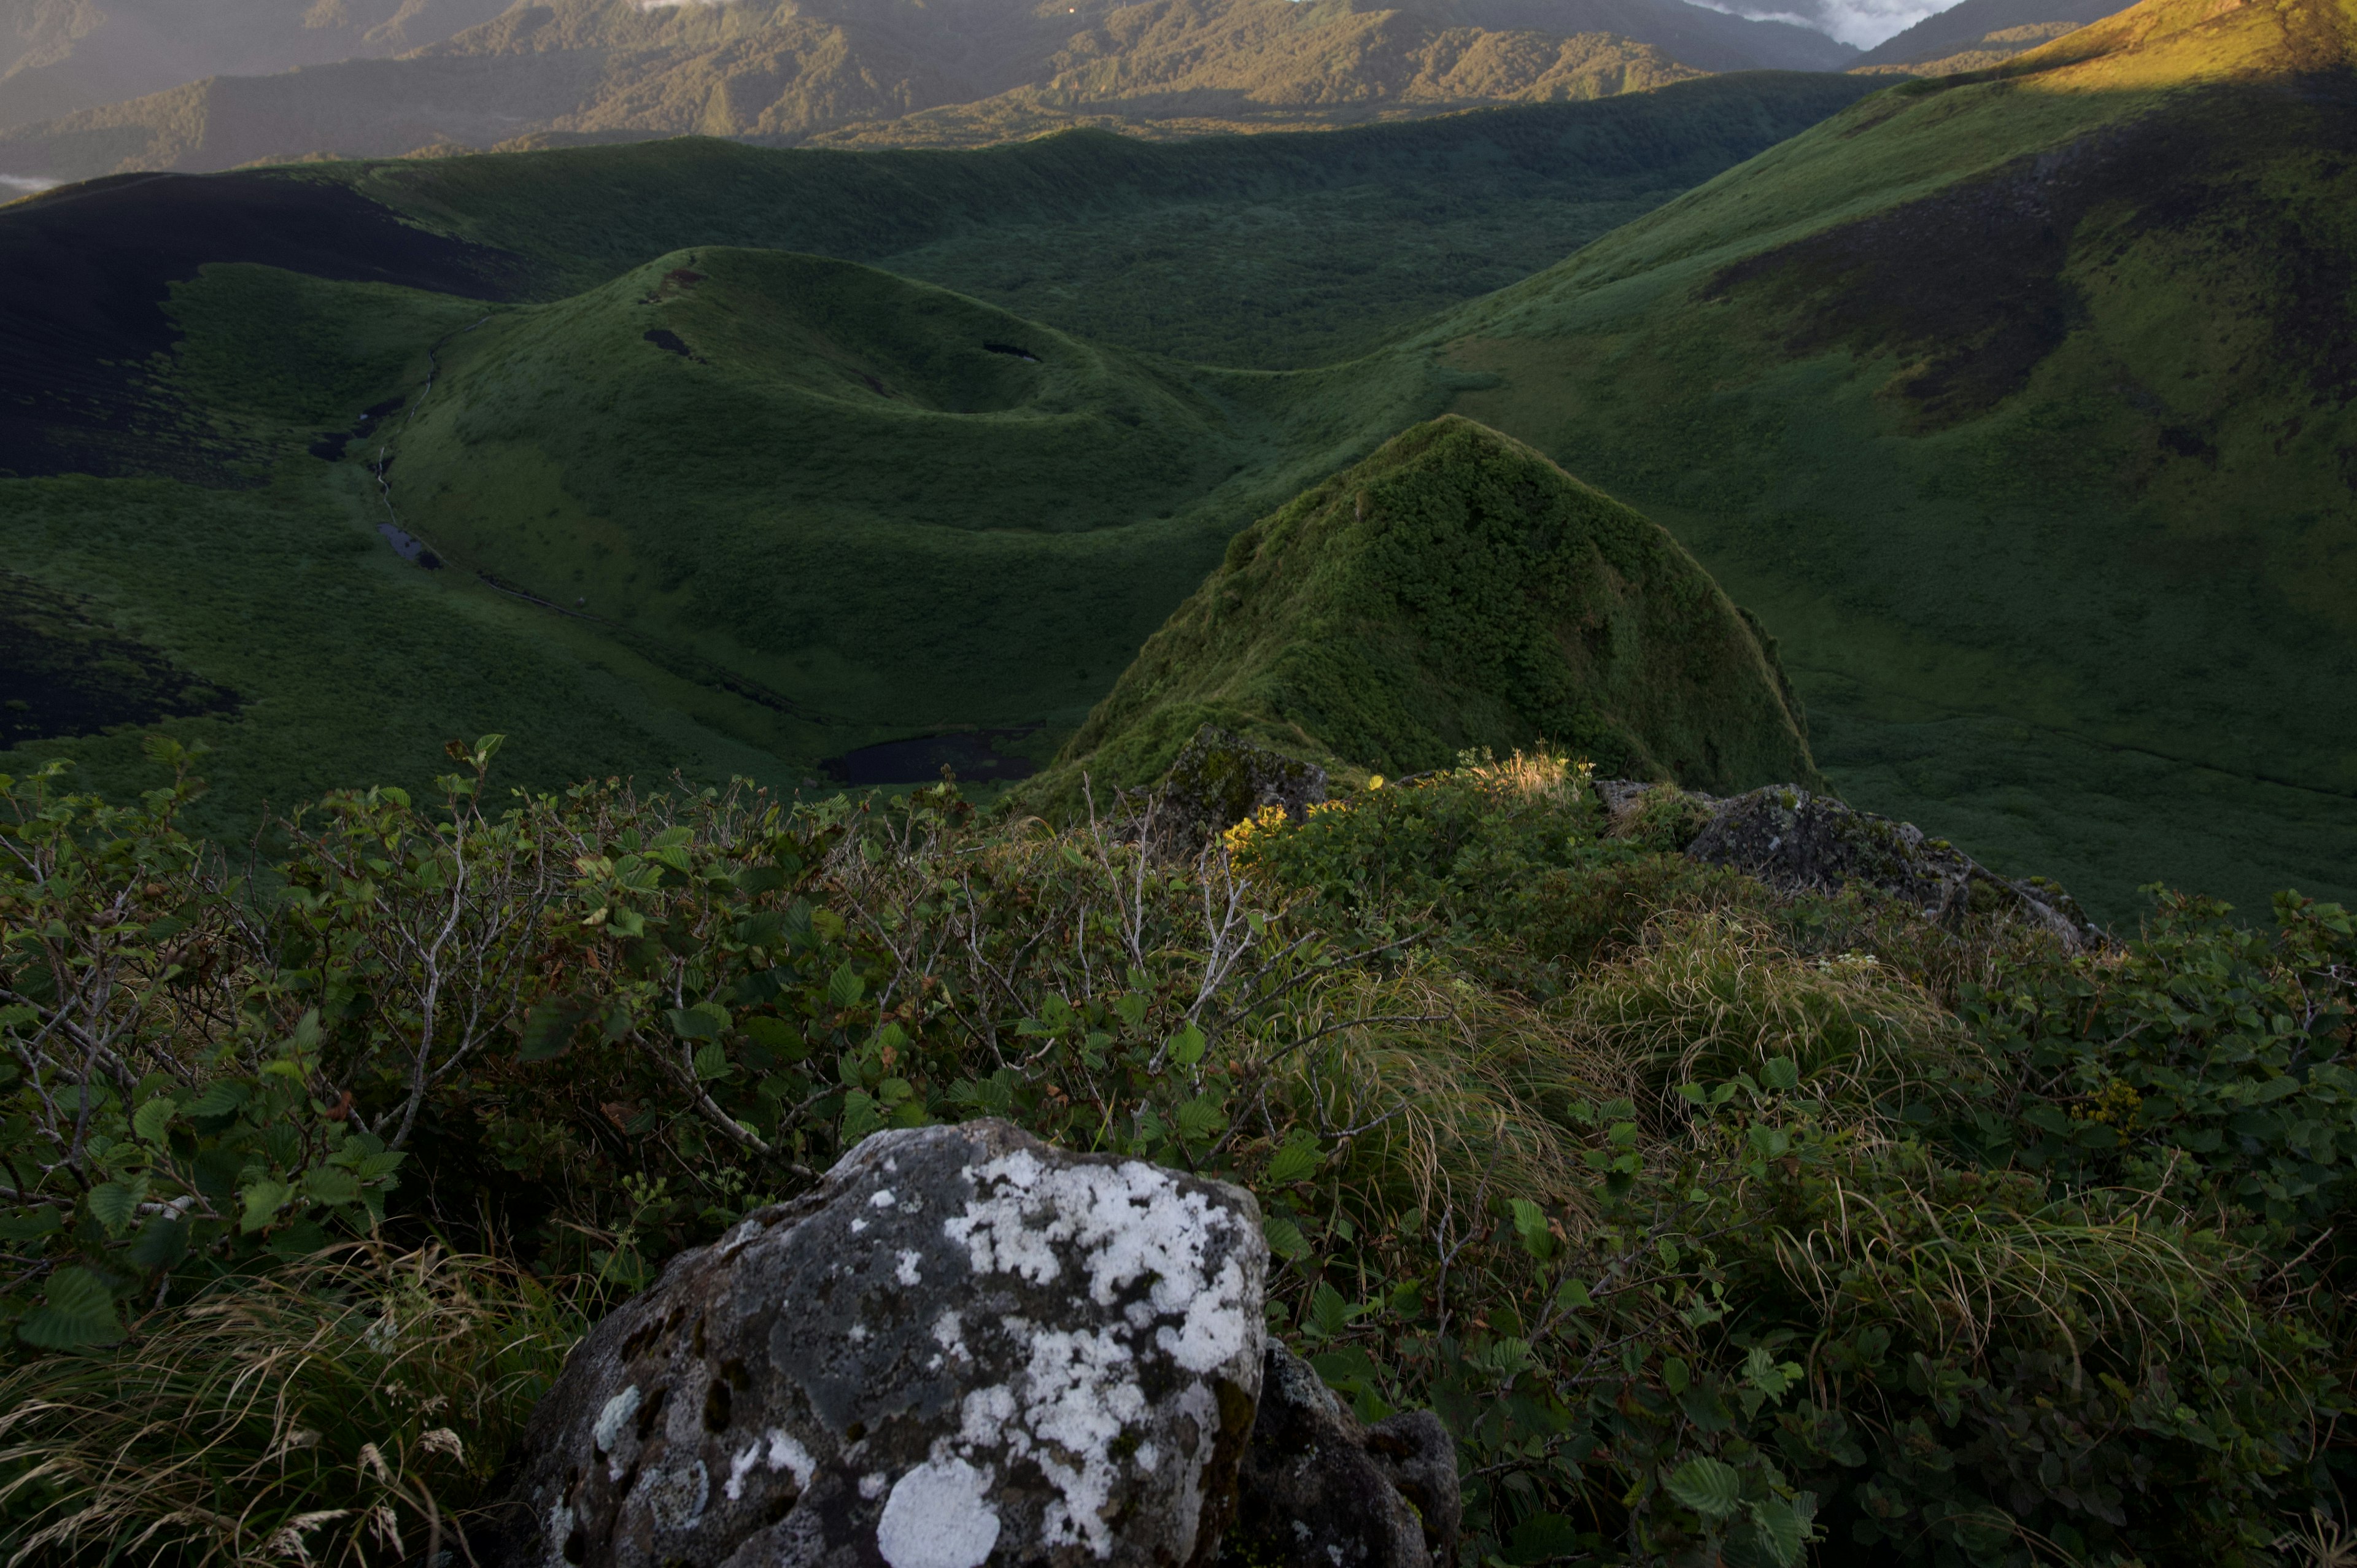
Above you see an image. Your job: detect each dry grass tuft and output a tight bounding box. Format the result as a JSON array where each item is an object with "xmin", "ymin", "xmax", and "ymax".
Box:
[
  {"xmin": 0, "ymin": 1245, "xmax": 584, "ymax": 1567},
  {"xmin": 1560, "ymin": 910, "xmax": 1986, "ymax": 1126}
]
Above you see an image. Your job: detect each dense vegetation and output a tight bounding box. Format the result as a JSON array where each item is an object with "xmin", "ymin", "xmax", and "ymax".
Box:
[{"xmin": 2, "ymin": 740, "xmax": 2348, "ymax": 1565}]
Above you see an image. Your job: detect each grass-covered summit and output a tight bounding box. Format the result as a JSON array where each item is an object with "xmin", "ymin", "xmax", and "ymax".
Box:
[{"xmin": 1039, "ymin": 416, "xmax": 1820, "ymax": 798}]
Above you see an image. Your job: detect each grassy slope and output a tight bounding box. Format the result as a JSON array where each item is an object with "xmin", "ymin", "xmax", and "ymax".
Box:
[
  {"xmin": 0, "ymin": 83, "xmax": 1873, "ymax": 833},
  {"xmin": 340, "ymin": 74, "xmax": 1881, "ymax": 367},
  {"xmin": 0, "ymin": 271, "xmax": 809, "ymax": 843},
  {"xmin": 1428, "ymin": 0, "xmax": 2357, "ymax": 917},
  {"xmin": 1032, "ymin": 414, "xmax": 1820, "ymax": 800},
  {"xmin": 382, "ymin": 246, "xmax": 1450, "ymax": 744},
  {"xmin": 0, "ymin": 0, "xmax": 1854, "ymax": 182}
]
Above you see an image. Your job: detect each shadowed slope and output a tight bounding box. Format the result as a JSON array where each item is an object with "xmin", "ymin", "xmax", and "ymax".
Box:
[
  {"xmin": 1034, "ymin": 415, "xmax": 1820, "ymax": 801},
  {"xmin": 1431, "ymin": 0, "xmax": 2357, "ymax": 916}
]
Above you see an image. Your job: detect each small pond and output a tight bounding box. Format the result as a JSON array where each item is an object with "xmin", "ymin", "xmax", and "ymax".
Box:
[{"xmin": 822, "ymin": 726, "xmax": 1041, "ymax": 786}]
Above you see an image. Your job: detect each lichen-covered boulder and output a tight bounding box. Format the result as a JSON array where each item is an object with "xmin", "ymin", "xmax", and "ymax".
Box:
[
  {"xmin": 1684, "ymin": 784, "xmax": 2099, "ymax": 948},
  {"xmin": 1217, "ymin": 1346, "xmax": 1460, "ymax": 1568},
  {"xmin": 1151, "ymin": 724, "xmax": 1326, "ymax": 852},
  {"xmin": 480, "ymin": 1120, "xmax": 1268, "ymax": 1568}
]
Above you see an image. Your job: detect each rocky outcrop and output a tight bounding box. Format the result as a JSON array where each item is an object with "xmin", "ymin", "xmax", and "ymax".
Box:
[
  {"xmin": 480, "ymin": 1120, "xmax": 1268, "ymax": 1568},
  {"xmin": 1218, "ymin": 1346, "xmax": 1461, "ymax": 1568},
  {"xmin": 1674, "ymin": 783, "xmax": 2100, "ymax": 948},
  {"xmin": 1597, "ymin": 779, "xmax": 2099, "ymax": 946},
  {"xmin": 1150, "ymin": 724, "xmax": 1327, "ymax": 852}
]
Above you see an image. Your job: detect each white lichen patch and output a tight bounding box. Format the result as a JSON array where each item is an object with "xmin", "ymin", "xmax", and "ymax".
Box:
[
  {"xmin": 943, "ymin": 1153, "xmax": 1257, "ymax": 1372},
  {"xmin": 861, "ymin": 1471, "xmax": 889, "ymax": 1499},
  {"xmin": 592, "ymin": 1386, "xmax": 641, "ymax": 1454},
  {"xmin": 870, "ymin": 1189, "xmax": 899, "ymax": 1208},
  {"xmin": 593, "ymin": 1385, "xmax": 642, "ymax": 1480},
  {"xmin": 897, "ymin": 1249, "xmax": 924, "ymax": 1286},
  {"xmin": 927, "ymin": 1154, "xmax": 1262, "ymax": 1559},
  {"xmin": 877, "ymin": 1458, "xmax": 1000, "ymax": 1568},
  {"xmin": 724, "ymin": 1428, "xmax": 816, "ymax": 1502}
]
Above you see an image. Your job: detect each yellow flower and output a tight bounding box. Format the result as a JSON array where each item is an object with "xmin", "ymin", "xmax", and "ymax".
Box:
[{"xmin": 1366, "ymin": 774, "xmax": 1385, "ymax": 791}]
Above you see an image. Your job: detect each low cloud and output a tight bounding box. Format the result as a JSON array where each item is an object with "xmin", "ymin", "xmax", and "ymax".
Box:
[
  {"xmin": 0, "ymin": 174, "xmax": 61, "ymax": 195},
  {"xmin": 1690, "ymin": 0, "xmax": 1963, "ymax": 48}
]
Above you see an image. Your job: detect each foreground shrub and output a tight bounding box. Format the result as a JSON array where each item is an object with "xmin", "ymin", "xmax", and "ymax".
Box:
[{"xmin": 1, "ymin": 744, "xmax": 2348, "ymax": 1565}]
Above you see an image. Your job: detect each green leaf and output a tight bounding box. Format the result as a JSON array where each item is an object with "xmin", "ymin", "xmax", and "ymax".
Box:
[
  {"xmin": 132, "ymin": 1095, "xmax": 179, "ymax": 1143},
  {"xmin": 126, "ymin": 1213, "xmax": 190, "ymax": 1270},
  {"xmin": 17, "ymin": 1266, "xmax": 123, "ymax": 1350},
  {"xmin": 841, "ymin": 1089, "xmax": 884, "ymax": 1143},
  {"xmin": 1174, "ymin": 1096, "xmax": 1224, "ymax": 1141},
  {"xmin": 1509, "ymin": 1197, "xmax": 1556, "ymax": 1262},
  {"xmin": 1265, "ymin": 1135, "xmax": 1322, "ymax": 1186},
  {"xmin": 1665, "ymin": 1456, "xmax": 1744, "ymax": 1520},
  {"xmin": 1746, "ymin": 1496, "xmax": 1809, "ymax": 1568},
  {"xmin": 518, "ymin": 997, "xmax": 591, "ymax": 1062},
  {"xmin": 186, "ymin": 1080, "xmax": 252, "ymax": 1120},
  {"xmin": 87, "ymin": 1178, "xmax": 148, "ymax": 1237},
  {"xmin": 1262, "ymin": 1215, "xmax": 1310, "ymax": 1261},
  {"xmin": 1307, "ymin": 1281, "xmax": 1351, "ymax": 1339},
  {"xmin": 239, "ymin": 1178, "xmax": 293, "ymax": 1234},
  {"xmin": 304, "ymin": 1166, "xmax": 361, "ymax": 1207},
  {"xmin": 828, "ymin": 964, "xmax": 865, "ymax": 1008},
  {"xmin": 0, "ymin": 1208, "xmax": 63, "ymax": 1244},
  {"xmin": 1166, "ymin": 1024, "xmax": 1206, "ymax": 1066},
  {"xmin": 692, "ymin": 1041, "xmax": 730, "ymax": 1081},
  {"xmin": 1505, "ymin": 1513, "xmax": 1582, "ymax": 1566},
  {"xmin": 1762, "ymin": 1056, "xmax": 1801, "ymax": 1092},
  {"xmin": 742, "ymin": 1016, "xmax": 807, "ymax": 1062}
]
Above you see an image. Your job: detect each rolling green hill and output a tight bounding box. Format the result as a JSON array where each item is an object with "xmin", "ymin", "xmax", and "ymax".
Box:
[
  {"xmin": 1035, "ymin": 414, "xmax": 1820, "ymax": 797},
  {"xmin": 1424, "ymin": 0, "xmax": 2357, "ymax": 914},
  {"xmin": 0, "ymin": 0, "xmax": 1856, "ymax": 183},
  {"xmin": 0, "ymin": 85, "xmax": 1874, "ymax": 846}
]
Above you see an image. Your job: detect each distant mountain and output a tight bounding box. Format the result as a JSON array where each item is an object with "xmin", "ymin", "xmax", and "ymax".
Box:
[
  {"xmin": 1849, "ymin": 0, "xmax": 2127, "ymax": 69},
  {"xmin": 0, "ymin": 0, "xmax": 509, "ymax": 128},
  {"xmin": 0, "ymin": 0, "xmax": 1854, "ymax": 182}
]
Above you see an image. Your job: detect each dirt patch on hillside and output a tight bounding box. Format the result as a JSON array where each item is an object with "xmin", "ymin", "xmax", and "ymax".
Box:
[
  {"xmin": 0, "ymin": 571, "xmax": 242, "ymax": 746},
  {"xmin": 1705, "ymin": 72, "xmax": 2357, "ymax": 428},
  {"xmin": 0, "ymin": 172, "xmax": 527, "ymax": 481}
]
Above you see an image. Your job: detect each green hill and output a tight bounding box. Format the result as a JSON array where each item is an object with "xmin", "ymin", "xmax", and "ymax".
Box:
[
  {"xmin": 371, "ymin": 245, "xmax": 1446, "ymax": 748},
  {"xmin": 1423, "ymin": 0, "xmax": 2357, "ymax": 916},
  {"xmin": 0, "ymin": 0, "xmax": 1856, "ymax": 182},
  {"xmin": 1034, "ymin": 414, "xmax": 1820, "ymax": 799}
]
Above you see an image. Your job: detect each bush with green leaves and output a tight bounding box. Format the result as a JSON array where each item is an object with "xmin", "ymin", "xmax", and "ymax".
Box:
[{"xmin": 1, "ymin": 742, "xmax": 2349, "ymax": 1566}]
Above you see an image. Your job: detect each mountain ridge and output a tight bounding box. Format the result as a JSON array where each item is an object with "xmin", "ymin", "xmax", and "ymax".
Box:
[{"xmin": 0, "ymin": 0, "xmax": 1856, "ymax": 181}]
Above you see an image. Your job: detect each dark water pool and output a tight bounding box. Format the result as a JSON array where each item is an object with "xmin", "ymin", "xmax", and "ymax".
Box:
[{"xmin": 823, "ymin": 726, "xmax": 1040, "ymax": 786}]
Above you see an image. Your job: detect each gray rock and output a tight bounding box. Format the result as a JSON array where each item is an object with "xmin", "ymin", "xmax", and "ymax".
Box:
[
  {"xmin": 1217, "ymin": 1346, "xmax": 1460, "ymax": 1568},
  {"xmin": 479, "ymin": 1120, "xmax": 1269, "ymax": 1568},
  {"xmin": 1685, "ymin": 784, "xmax": 2099, "ymax": 948},
  {"xmin": 1148, "ymin": 724, "xmax": 1326, "ymax": 854}
]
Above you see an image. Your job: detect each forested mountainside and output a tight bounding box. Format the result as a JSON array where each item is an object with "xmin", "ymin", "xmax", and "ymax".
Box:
[{"xmin": 0, "ymin": 0, "xmax": 1855, "ymax": 182}]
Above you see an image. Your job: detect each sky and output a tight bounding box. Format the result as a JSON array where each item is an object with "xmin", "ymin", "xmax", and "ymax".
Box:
[{"xmin": 1693, "ymin": 0, "xmax": 1960, "ymax": 47}]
